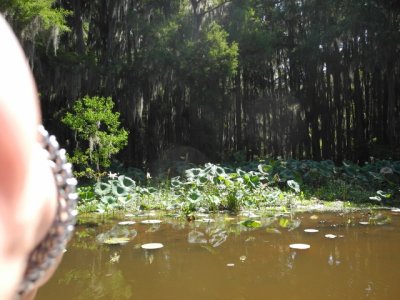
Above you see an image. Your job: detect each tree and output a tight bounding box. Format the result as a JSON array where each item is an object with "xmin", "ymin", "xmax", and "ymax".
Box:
[
  {"xmin": 0, "ymin": 0, "xmax": 71, "ymax": 64},
  {"xmin": 11, "ymin": 0, "xmax": 398, "ymax": 166},
  {"xmin": 62, "ymin": 95, "xmax": 129, "ymax": 179}
]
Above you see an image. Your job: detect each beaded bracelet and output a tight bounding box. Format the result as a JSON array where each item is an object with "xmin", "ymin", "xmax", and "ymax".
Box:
[{"xmin": 15, "ymin": 126, "xmax": 78, "ymax": 299}]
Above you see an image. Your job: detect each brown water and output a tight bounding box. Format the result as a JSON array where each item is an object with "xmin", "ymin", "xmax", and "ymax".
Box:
[{"xmin": 37, "ymin": 210, "xmax": 400, "ymax": 300}]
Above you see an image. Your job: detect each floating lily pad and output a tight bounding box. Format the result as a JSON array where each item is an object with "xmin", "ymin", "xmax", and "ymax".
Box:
[
  {"xmin": 141, "ymin": 220, "xmax": 162, "ymax": 224},
  {"xmin": 289, "ymin": 243, "xmax": 310, "ymax": 250},
  {"xmin": 304, "ymin": 228, "xmax": 319, "ymax": 233},
  {"xmin": 325, "ymin": 234, "xmax": 337, "ymax": 239},
  {"xmin": 103, "ymin": 237, "xmax": 130, "ymax": 245},
  {"xmin": 118, "ymin": 221, "xmax": 136, "ymax": 225},
  {"xmin": 141, "ymin": 243, "xmax": 164, "ymax": 250},
  {"xmin": 240, "ymin": 219, "xmax": 262, "ymax": 228}
]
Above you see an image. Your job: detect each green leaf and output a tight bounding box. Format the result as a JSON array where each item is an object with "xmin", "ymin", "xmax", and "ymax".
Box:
[
  {"xmin": 100, "ymin": 195, "xmax": 116, "ymax": 205},
  {"xmin": 188, "ymin": 191, "xmax": 202, "ymax": 204},
  {"xmin": 377, "ymin": 190, "xmax": 391, "ymax": 199},
  {"xmin": 94, "ymin": 182, "xmax": 111, "ymax": 196},
  {"xmin": 287, "ymin": 180, "xmax": 300, "ymax": 193},
  {"xmin": 279, "ymin": 218, "xmax": 289, "ymax": 228},
  {"xmin": 111, "ymin": 183, "xmax": 129, "ymax": 197},
  {"xmin": 241, "ymin": 219, "xmax": 262, "ymax": 228},
  {"xmin": 118, "ymin": 175, "xmax": 135, "ymax": 189}
]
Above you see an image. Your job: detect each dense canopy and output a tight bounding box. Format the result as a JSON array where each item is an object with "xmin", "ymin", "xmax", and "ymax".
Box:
[{"xmin": 2, "ymin": 0, "xmax": 399, "ymax": 168}]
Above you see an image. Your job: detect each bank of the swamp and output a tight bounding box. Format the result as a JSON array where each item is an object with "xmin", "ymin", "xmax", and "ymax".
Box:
[{"xmin": 76, "ymin": 159, "xmax": 400, "ymax": 219}]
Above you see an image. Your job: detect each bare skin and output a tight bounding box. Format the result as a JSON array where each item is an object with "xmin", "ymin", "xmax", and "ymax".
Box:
[{"xmin": 0, "ymin": 15, "xmax": 58, "ymax": 300}]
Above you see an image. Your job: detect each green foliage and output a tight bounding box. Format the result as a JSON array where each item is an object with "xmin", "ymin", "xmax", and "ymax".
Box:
[
  {"xmin": 179, "ymin": 21, "xmax": 238, "ymax": 85},
  {"xmin": 1, "ymin": 0, "xmax": 71, "ymax": 51},
  {"xmin": 62, "ymin": 96, "xmax": 129, "ymax": 178},
  {"xmin": 78, "ymin": 158, "xmax": 400, "ymax": 214},
  {"xmin": 241, "ymin": 219, "xmax": 262, "ymax": 228},
  {"xmin": 3, "ymin": 0, "xmax": 70, "ymax": 30}
]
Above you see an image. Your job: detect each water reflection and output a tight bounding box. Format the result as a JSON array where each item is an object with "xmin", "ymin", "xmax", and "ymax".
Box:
[{"xmin": 37, "ymin": 210, "xmax": 400, "ymax": 300}]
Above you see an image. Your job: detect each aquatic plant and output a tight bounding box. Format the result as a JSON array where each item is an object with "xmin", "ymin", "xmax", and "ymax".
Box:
[{"xmin": 77, "ymin": 159, "xmax": 400, "ymax": 214}]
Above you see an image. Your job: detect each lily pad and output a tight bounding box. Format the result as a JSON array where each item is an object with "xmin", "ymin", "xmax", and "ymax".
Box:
[
  {"xmin": 118, "ymin": 221, "xmax": 136, "ymax": 225},
  {"xmin": 240, "ymin": 219, "xmax": 262, "ymax": 228},
  {"xmin": 141, "ymin": 219, "xmax": 162, "ymax": 224},
  {"xmin": 141, "ymin": 243, "xmax": 164, "ymax": 250},
  {"xmin": 325, "ymin": 234, "xmax": 337, "ymax": 239},
  {"xmin": 103, "ymin": 237, "xmax": 130, "ymax": 245},
  {"xmin": 304, "ymin": 228, "xmax": 319, "ymax": 233},
  {"xmin": 289, "ymin": 243, "xmax": 310, "ymax": 250}
]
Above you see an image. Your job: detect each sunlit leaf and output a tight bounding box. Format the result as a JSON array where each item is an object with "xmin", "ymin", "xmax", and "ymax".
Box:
[
  {"xmin": 325, "ymin": 234, "xmax": 337, "ymax": 239},
  {"xmin": 188, "ymin": 190, "xmax": 202, "ymax": 204},
  {"xmin": 279, "ymin": 218, "xmax": 289, "ymax": 228},
  {"xmin": 241, "ymin": 219, "xmax": 262, "ymax": 228},
  {"xmin": 289, "ymin": 243, "xmax": 310, "ymax": 250},
  {"xmin": 369, "ymin": 196, "xmax": 381, "ymax": 201},
  {"xmin": 287, "ymin": 180, "xmax": 300, "ymax": 193},
  {"xmin": 141, "ymin": 243, "xmax": 164, "ymax": 250},
  {"xmin": 118, "ymin": 221, "xmax": 136, "ymax": 225},
  {"xmin": 112, "ymin": 184, "xmax": 129, "ymax": 197},
  {"xmin": 377, "ymin": 190, "xmax": 391, "ymax": 199},
  {"xmin": 95, "ymin": 182, "xmax": 111, "ymax": 196},
  {"xmin": 100, "ymin": 195, "xmax": 116, "ymax": 205},
  {"xmin": 141, "ymin": 219, "xmax": 162, "ymax": 224},
  {"xmin": 103, "ymin": 237, "xmax": 130, "ymax": 245},
  {"xmin": 118, "ymin": 175, "xmax": 135, "ymax": 188}
]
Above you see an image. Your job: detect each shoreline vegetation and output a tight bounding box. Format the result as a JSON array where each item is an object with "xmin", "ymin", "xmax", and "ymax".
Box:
[{"xmin": 77, "ymin": 158, "xmax": 400, "ymax": 218}]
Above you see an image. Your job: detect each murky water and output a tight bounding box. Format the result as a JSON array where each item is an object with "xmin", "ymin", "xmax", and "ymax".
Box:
[{"xmin": 37, "ymin": 210, "xmax": 400, "ymax": 300}]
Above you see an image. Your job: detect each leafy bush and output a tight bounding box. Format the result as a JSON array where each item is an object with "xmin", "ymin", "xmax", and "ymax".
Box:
[
  {"xmin": 77, "ymin": 159, "xmax": 400, "ymax": 214},
  {"xmin": 62, "ymin": 96, "xmax": 129, "ymax": 179}
]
